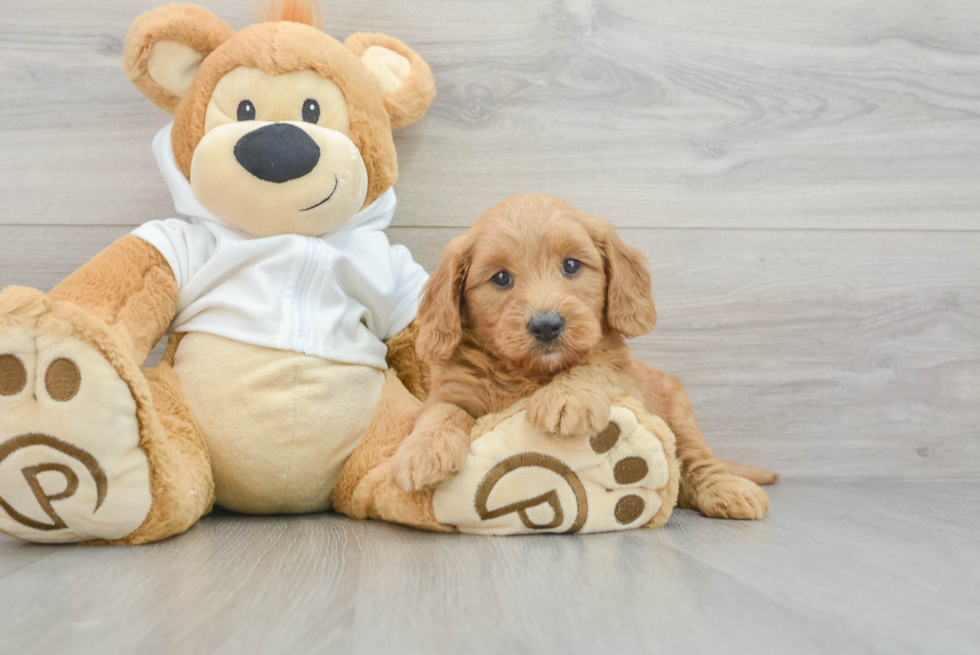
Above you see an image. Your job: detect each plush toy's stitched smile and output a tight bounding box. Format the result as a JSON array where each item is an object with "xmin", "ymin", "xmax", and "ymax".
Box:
[{"xmin": 301, "ymin": 176, "xmax": 339, "ymax": 212}]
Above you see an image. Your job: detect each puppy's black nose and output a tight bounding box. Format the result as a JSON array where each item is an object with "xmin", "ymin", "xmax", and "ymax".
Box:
[
  {"xmin": 234, "ymin": 123, "xmax": 320, "ymax": 183},
  {"xmin": 527, "ymin": 311, "xmax": 565, "ymax": 342}
]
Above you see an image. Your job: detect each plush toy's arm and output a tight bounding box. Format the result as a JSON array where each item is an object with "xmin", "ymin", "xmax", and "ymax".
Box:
[
  {"xmin": 47, "ymin": 235, "xmax": 178, "ymax": 365},
  {"xmin": 384, "ymin": 319, "xmax": 430, "ymax": 401}
]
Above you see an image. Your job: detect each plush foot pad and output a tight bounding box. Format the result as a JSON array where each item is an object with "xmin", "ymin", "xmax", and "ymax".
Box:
[
  {"xmin": 0, "ymin": 325, "xmax": 152, "ymax": 543},
  {"xmin": 432, "ymin": 401, "xmax": 678, "ymax": 535}
]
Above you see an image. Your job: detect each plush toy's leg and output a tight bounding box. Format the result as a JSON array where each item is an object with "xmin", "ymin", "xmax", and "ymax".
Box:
[
  {"xmin": 632, "ymin": 359, "xmax": 772, "ymax": 520},
  {"xmin": 335, "ymin": 375, "xmax": 680, "ymax": 535},
  {"xmin": 0, "ymin": 290, "xmax": 213, "ymax": 544},
  {"xmin": 121, "ymin": 354, "xmax": 214, "ymax": 545},
  {"xmin": 432, "ymin": 397, "xmax": 679, "ymax": 535},
  {"xmin": 333, "ymin": 370, "xmax": 453, "ymax": 532}
]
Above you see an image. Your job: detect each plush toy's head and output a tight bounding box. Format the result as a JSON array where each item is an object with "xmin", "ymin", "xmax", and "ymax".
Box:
[{"xmin": 123, "ymin": 1, "xmax": 435, "ymax": 237}]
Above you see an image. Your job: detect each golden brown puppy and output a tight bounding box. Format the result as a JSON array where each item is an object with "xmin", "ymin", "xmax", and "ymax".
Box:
[{"xmin": 390, "ymin": 193, "xmax": 776, "ymax": 520}]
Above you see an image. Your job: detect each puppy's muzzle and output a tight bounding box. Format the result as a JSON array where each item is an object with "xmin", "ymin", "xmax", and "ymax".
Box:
[{"xmin": 527, "ymin": 311, "xmax": 565, "ymax": 342}]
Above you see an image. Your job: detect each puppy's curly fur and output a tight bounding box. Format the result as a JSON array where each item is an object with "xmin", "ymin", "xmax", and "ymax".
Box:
[{"xmin": 390, "ymin": 193, "xmax": 775, "ymax": 520}]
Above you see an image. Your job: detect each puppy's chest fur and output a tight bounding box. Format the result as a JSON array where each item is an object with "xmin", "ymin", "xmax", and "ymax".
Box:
[{"xmin": 428, "ymin": 339, "xmax": 639, "ymax": 419}]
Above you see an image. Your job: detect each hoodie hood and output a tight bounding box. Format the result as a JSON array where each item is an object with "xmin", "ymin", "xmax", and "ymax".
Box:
[
  {"xmin": 152, "ymin": 122, "xmax": 397, "ymax": 236},
  {"xmin": 134, "ymin": 123, "xmax": 426, "ymax": 367}
]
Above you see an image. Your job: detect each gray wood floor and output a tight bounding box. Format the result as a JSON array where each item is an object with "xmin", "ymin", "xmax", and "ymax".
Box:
[
  {"xmin": 1, "ymin": 0, "xmax": 979, "ymax": 653},
  {"xmin": 1, "ymin": 480, "xmax": 978, "ymax": 655}
]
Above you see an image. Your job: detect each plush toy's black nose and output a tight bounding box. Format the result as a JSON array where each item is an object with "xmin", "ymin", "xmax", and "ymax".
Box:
[
  {"xmin": 234, "ymin": 123, "xmax": 320, "ymax": 183},
  {"xmin": 527, "ymin": 311, "xmax": 565, "ymax": 342}
]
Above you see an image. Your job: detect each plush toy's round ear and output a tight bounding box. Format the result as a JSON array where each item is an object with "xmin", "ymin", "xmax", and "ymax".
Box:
[
  {"xmin": 345, "ymin": 33, "xmax": 436, "ymax": 130},
  {"xmin": 123, "ymin": 4, "xmax": 236, "ymax": 114}
]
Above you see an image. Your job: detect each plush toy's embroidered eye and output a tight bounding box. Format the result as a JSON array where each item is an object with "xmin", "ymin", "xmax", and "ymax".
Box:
[
  {"xmin": 491, "ymin": 271, "xmax": 513, "ymax": 288},
  {"xmin": 237, "ymin": 100, "xmax": 256, "ymax": 121},
  {"xmin": 302, "ymin": 99, "xmax": 320, "ymax": 124},
  {"xmin": 562, "ymin": 259, "xmax": 582, "ymax": 276}
]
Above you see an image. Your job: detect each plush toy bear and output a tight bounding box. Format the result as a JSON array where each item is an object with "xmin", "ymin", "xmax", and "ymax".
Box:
[{"xmin": 0, "ymin": 2, "xmax": 680, "ymax": 544}]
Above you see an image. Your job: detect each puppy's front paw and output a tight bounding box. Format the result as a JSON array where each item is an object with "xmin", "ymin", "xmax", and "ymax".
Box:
[
  {"xmin": 390, "ymin": 427, "xmax": 470, "ymax": 492},
  {"xmin": 696, "ymin": 475, "xmax": 769, "ymax": 520},
  {"xmin": 526, "ymin": 384, "xmax": 611, "ymax": 439}
]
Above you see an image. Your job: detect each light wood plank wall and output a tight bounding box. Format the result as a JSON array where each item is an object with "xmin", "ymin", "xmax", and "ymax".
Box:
[{"xmin": 1, "ymin": 0, "xmax": 977, "ymax": 479}]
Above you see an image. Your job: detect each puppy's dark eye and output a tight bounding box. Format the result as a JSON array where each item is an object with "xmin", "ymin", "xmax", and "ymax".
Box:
[
  {"xmin": 562, "ymin": 258, "xmax": 582, "ymax": 276},
  {"xmin": 491, "ymin": 271, "xmax": 513, "ymax": 288},
  {"xmin": 302, "ymin": 99, "xmax": 320, "ymax": 124},
  {"xmin": 237, "ymin": 100, "xmax": 256, "ymax": 121}
]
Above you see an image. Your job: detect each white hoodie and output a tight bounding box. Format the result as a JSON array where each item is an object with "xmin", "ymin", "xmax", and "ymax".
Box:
[{"xmin": 132, "ymin": 123, "xmax": 428, "ymax": 369}]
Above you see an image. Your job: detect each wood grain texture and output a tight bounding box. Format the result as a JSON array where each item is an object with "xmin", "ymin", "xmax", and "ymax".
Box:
[
  {"xmin": 1, "ymin": 0, "xmax": 980, "ymax": 228},
  {"xmin": 0, "ymin": 481, "xmax": 977, "ymax": 655}
]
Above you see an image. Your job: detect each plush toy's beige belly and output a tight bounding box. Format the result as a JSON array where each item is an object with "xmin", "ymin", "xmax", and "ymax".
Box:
[{"xmin": 172, "ymin": 333, "xmax": 385, "ymax": 514}]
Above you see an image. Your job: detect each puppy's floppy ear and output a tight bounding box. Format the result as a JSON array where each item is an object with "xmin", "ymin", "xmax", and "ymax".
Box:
[
  {"xmin": 345, "ymin": 33, "xmax": 436, "ymax": 129},
  {"xmin": 416, "ymin": 234, "xmax": 471, "ymax": 363},
  {"xmin": 592, "ymin": 217, "xmax": 657, "ymax": 337},
  {"xmin": 123, "ymin": 4, "xmax": 235, "ymax": 113}
]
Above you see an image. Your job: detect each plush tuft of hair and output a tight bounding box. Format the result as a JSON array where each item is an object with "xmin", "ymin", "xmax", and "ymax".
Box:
[{"xmin": 253, "ymin": 0, "xmax": 322, "ymax": 29}]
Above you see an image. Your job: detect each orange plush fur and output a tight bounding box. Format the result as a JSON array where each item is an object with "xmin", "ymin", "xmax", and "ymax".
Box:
[
  {"xmin": 123, "ymin": 3, "xmax": 434, "ymax": 208},
  {"xmin": 254, "ymin": 0, "xmax": 322, "ymax": 29},
  {"xmin": 391, "ymin": 193, "xmax": 775, "ymax": 520}
]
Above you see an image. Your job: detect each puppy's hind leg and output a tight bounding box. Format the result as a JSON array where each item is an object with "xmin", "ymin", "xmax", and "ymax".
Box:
[
  {"xmin": 633, "ymin": 360, "xmax": 771, "ymax": 520},
  {"xmin": 722, "ymin": 460, "xmax": 779, "ymax": 486}
]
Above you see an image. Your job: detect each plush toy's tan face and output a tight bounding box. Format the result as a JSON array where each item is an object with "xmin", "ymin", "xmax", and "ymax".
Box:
[
  {"xmin": 194, "ymin": 67, "xmax": 367, "ymax": 236},
  {"xmin": 123, "ymin": 4, "xmax": 435, "ymax": 238}
]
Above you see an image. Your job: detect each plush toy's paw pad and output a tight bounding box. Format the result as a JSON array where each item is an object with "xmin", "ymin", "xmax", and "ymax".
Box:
[
  {"xmin": 697, "ymin": 474, "xmax": 769, "ymax": 520},
  {"xmin": 432, "ymin": 404, "xmax": 678, "ymax": 535},
  {"xmin": 0, "ymin": 328, "xmax": 151, "ymax": 543}
]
